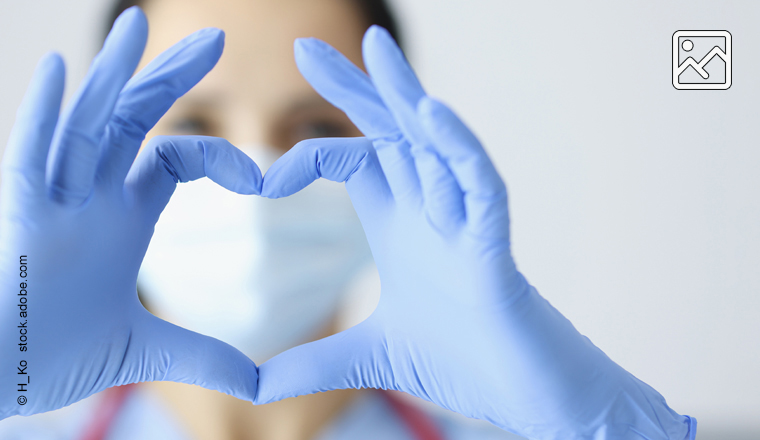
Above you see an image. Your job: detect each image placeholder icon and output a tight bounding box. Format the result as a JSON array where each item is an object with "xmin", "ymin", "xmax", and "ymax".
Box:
[{"xmin": 672, "ymin": 30, "xmax": 731, "ymax": 90}]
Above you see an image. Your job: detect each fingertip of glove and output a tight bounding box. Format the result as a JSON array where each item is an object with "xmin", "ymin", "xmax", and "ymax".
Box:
[
  {"xmin": 362, "ymin": 25, "xmax": 398, "ymax": 58},
  {"xmin": 115, "ymin": 5, "xmax": 148, "ymax": 36},
  {"xmin": 235, "ymin": 161, "xmax": 263, "ymax": 195},
  {"xmin": 39, "ymin": 51, "xmax": 65, "ymax": 69},
  {"xmin": 294, "ymin": 37, "xmax": 308, "ymax": 51},
  {"xmin": 234, "ymin": 180, "xmax": 261, "ymax": 196},
  {"xmin": 259, "ymin": 175, "xmax": 283, "ymax": 199},
  {"xmin": 260, "ymin": 163, "xmax": 303, "ymax": 199},
  {"xmin": 36, "ymin": 52, "xmax": 66, "ymax": 82},
  {"xmin": 180, "ymin": 28, "xmax": 224, "ymax": 64},
  {"xmin": 294, "ymin": 37, "xmax": 330, "ymax": 58},
  {"xmin": 417, "ymin": 95, "xmax": 434, "ymax": 113},
  {"xmin": 117, "ymin": 5, "xmax": 145, "ymax": 23},
  {"xmin": 417, "ymin": 95, "xmax": 447, "ymax": 125},
  {"xmin": 364, "ymin": 24, "xmax": 391, "ymax": 44},
  {"xmin": 197, "ymin": 27, "xmax": 225, "ymax": 49},
  {"xmin": 217, "ymin": 29, "xmax": 226, "ymax": 50}
]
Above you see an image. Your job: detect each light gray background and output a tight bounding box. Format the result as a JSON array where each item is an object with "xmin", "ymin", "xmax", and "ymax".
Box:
[{"xmin": 1, "ymin": 1, "xmax": 758, "ymax": 438}]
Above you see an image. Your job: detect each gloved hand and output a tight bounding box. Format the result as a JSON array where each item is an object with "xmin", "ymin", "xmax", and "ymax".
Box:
[
  {"xmin": 255, "ymin": 26, "xmax": 697, "ymax": 440},
  {"xmin": 0, "ymin": 7, "xmax": 262, "ymax": 420}
]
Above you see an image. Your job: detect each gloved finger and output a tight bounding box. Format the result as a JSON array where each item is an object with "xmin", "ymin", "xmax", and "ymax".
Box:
[
  {"xmin": 294, "ymin": 38, "xmax": 421, "ymax": 205},
  {"xmin": 362, "ymin": 26, "xmax": 465, "ymax": 233},
  {"xmin": 45, "ymin": 6, "xmax": 147, "ymax": 206},
  {"xmin": 124, "ymin": 136, "xmax": 261, "ymax": 224},
  {"xmin": 261, "ymin": 137, "xmax": 392, "ymax": 229},
  {"xmin": 120, "ymin": 309, "xmax": 258, "ymax": 402},
  {"xmin": 417, "ymin": 96, "xmax": 509, "ymax": 240},
  {"xmin": 97, "ymin": 27, "xmax": 225, "ymax": 190},
  {"xmin": 362, "ymin": 26, "xmax": 427, "ymax": 148},
  {"xmin": 0, "ymin": 53, "xmax": 64, "ymax": 202},
  {"xmin": 410, "ymin": 149, "xmax": 466, "ymax": 233},
  {"xmin": 254, "ymin": 320, "xmax": 390, "ymax": 404}
]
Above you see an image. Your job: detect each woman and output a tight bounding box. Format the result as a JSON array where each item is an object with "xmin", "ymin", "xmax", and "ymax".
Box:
[
  {"xmin": 0, "ymin": 0, "xmax": 697, "ymax": 439},
  {"xmin": 0, "ymin": 0, "xmax": 522, "ymax": 438}
]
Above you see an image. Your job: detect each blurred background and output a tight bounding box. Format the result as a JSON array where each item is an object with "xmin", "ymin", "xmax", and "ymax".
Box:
[{"xmin": 1, "ymin": 0, "xmax": 758, "ymax": 438}]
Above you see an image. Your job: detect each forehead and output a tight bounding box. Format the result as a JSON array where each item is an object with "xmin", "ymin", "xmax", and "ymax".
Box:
[{"xmin": 139, "ymin": 0, "xmax": 367, "ymax": 116}]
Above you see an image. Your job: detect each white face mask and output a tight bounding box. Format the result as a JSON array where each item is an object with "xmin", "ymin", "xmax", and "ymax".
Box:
[{"xmin": 137, "ymin": 144, "xmax": 372, "ymax": 363}]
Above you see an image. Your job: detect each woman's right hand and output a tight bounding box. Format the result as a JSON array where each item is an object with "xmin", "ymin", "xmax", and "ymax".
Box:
[{"xmin": 0, "ymin": 7, "xmax": 262, "ymax": 420}]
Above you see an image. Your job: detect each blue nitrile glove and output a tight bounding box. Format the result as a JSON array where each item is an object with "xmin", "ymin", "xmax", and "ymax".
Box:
[
  {"xmin": 0, "ymin": 7, "xmax": 262, "ymax": 420},
  {"xmin": 254, "ymin": 26, "xmax": 697, "ymax": 440}
]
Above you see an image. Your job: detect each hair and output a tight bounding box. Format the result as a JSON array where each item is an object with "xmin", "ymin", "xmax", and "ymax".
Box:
[{"xmin": 104, "ymin": 0, "xmax": 403, "ymax": 48}]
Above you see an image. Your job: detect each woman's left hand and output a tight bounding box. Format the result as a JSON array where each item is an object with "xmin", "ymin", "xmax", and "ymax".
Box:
[{"xmin": 254, "ymin": 26, "xmax": 696, "ymax": 440}]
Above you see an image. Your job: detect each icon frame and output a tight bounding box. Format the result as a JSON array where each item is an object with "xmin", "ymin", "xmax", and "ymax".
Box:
[{"xmin": 672, "ymin": 30, "xmax": 732, "ymax": 90}]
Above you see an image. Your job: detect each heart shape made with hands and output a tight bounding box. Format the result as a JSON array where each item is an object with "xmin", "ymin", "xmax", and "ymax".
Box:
[{"xmin": 0, "ymin": 7, "xmax": 696, "ymax": 440}]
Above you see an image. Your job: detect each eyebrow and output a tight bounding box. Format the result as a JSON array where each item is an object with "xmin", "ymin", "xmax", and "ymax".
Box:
[
  {"xmin": 280, "ymin": 95, "xmax": 337, "ymax": 115},
  {"xmin": 173, "ymin": 93, "xmax": 229, "ymax": 109}
]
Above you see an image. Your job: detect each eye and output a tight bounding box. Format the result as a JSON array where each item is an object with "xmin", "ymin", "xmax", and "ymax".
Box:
[
  {"xmin": 169, "ymin": 115, "xmax": 215, "ymax": 136},
  {"xmin": 293, "ymin": 120, "xmax": 352, "ymax": 140},
  {"xmin": 270, "ymin": 103, "xmax": 363, "ymax": 153}
]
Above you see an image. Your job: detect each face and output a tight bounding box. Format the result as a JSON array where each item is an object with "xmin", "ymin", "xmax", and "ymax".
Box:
[
  {"xmin": 135, "ymin": 0, "xmax": 375, "ymax": 360},
  {"xmin": 139, "ymin": 0, "xmax": 368, "ymax": 153}
]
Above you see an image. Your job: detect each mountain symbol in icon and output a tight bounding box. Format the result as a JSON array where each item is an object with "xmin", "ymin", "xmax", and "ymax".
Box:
[{"xmin": 677, "ymin": 45, "xmax": 728, "ymax": 81}]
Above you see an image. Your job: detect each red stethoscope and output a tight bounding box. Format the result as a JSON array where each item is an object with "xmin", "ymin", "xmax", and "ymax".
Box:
[{"xmin": 79, "ymin": 383, "xmax": 445, "ymax": 440}]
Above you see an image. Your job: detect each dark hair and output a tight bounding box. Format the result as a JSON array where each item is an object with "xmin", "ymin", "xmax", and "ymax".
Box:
[{"xmin": 105, "ymin": 0, "xmax": 403, "ymax": 48}]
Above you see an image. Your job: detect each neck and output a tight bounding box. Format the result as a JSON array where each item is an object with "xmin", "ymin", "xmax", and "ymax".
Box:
[{"xmin": 144, "ymin": 380, "xmax": 361, "ymax": 440}]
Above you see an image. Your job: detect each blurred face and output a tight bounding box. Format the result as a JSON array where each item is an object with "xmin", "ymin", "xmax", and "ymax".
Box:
[
  {"xmin": 140, "ymin": 0, "xmax": 368, "ymax": 152},
  {"xmin": 135, "ymin": 0, "xmax": 375, "ymax": 363}
]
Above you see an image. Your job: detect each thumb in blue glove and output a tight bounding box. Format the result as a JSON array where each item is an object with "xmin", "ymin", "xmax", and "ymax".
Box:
[
  {"xmin": 253, "ymin": 26, "xmax": 697, "ymax": 440},
  {"xmin": 0, "ymin": 7, "xmax": 261, "ymax": 419}
]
